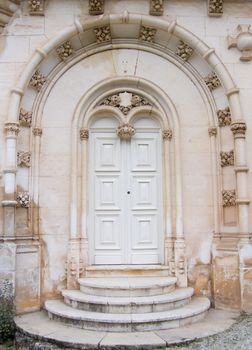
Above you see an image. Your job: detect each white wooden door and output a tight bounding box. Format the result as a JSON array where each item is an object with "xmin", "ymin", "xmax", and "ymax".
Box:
[{"xmin": 89, "ymin": 117, "xmax": 163, "ymax": 265}]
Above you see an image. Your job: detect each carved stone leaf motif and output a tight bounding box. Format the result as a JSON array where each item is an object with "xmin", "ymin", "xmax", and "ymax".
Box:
[
  {"xmin": 163, "ymin": 129, "xmax": 173, "ymax": 140},
  {"xmin": 80, "ymin": 128, "xmax": 89, "ymax": 141},
  {"xmin": 222, "ymin": 190, "xmax": 236, "ymax": 207},
  {"xmin": 33, "ymin": 127, "xmax": 42, "ymax": 136},
  {"xmin": 176, "ymin": 41, "xmax": 194, "ymax": 61},
  {"xmin": 231, "ymin": 121, "xmax": 247, "ymax": 136},
  {"xmin": 217, "ymin": 107, "xmax": 231, "ymax": 127},
  {"xmin": 29, "ymin": 70, "xmax": 46, "ymax": 91},
  {"xmin": 139, "ymin": 25, "xmax": 157, "ymax": 43},
  {"xmin": 5, "ymin": 122, "xmax": 20, "ymax": 135},
  {"xmin": 28, "ymin": 0, "xmax": 45, "ymax": 15},
  {"xmin": 93, "ymin": 26, "xmax": 111, "ymax": 43},
  {"xmin": 150, "ymin": 0, "xmax": 164, "ymax": 16},
  {"xmin": 204, "ymin": 72, "xmax": 221, "ymax": 91},
  {"xmin": 220, "ymin": 150, "xmax": 234, "ymax": 167},
  {"xmin": 208, "ymin": 0, "xmax": 223, "ymax": 16},
  {"xmin": 19, "ymin": 108, "xmax": 32, "ymax": 127},
  {"xmin": 116, "ymin": 123, "xmax": 136, "ymax": 140},
  {"xmin": 17, "ymin": 152, "xmax": 31, "ymax": 168},
  {"xmin": 56, "ymin": 41, "xmax": 74, "ymax": 61},
  {"xmin": 16, "ymin": 192, "xmax": 30, "ymax": 208},
  {"xmin": 208, "ymin": 127, "xmax": 217, "ymax": 137},
  {"xmin": 89, "ymin": 0, "xmax": 104, "ymax": 15}
]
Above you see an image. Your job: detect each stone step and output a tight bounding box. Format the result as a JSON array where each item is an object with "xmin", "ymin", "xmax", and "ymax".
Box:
[
  {"xmin": 62, "ymin": 287, "xmax": 194, "ymax": 313},
  {"xmin": 85, "ymin": 265, "xmax": 170, "ymax": 277},
  {"xmin": 45, "ymin": 297, "xmax": 210, "ymax": 332},
  {"xmin": 78, "ymin": 277, "xmax": 177, "ymax": 297}
]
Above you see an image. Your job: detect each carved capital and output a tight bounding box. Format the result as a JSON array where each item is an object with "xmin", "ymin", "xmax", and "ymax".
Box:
[
  {"xmin": 56, "ymin": 41, "xmax": 74, "ymax": 61},
  {"xmin": 116, "ymin": 124, "xmax": 136, "ymax": 140},
  {"xmin": 139, "ymin": 25, "xmax": 157, "ymax": 43},
  {"xmin": 80, "ymin": 128, "xmax": 89, "ymax": 141},
  {"xmin": 5, "ymin": 122, "xmax": 20, "ymax": 136},
  {"xmin": 162, "ymin": 129, "xmax": 173, "ymax": 140},
  {"xmin": 208, "ymin": 127, "xmax": 217, "ymax": 137},
  {"xmin": 29, "ymin": 70, "xmax": 46, "ymax": 91},
  {"xmin": 176, "ymin": 41, "xmax": 194, "ymax": 61},
  {"xmin": 204, "ymin": 72, "xmax": 221, "ymax": 91},
  {"xmin": 16, "ymin": 192, "xmax": 30, "ymax": 208},
  {"xmin": 222, "ymin": 190, "xmax": 236, "ymax": 207},
  {"xmin": 33, "ymin": 127, "xmax": 42, "ymax": 136},
  {"xmin": 17, "ymin": 152, "xmax": 31, "ymax": 168},
  {"xmin": 94, "ymin": 26, "xmax": 111, "ymax": 43},
  {"xmin": 150, "ymin": 0, "xmax": 164, "ymax": 16},
  {"xmin": 89, "ymin": 0, "xmax": 104, "ymax": 15},
  {"xmin": 217, "ymin": 107, "xmax": 231, "ymax": 127},
  {"xmin": 208, "ymin": 0, "xmax": 223, "ymax": 17},
  {"xmin": 231, "ymin": 120, "xmax": 247, "ymax": 137},
  {"xmin": 220, "ymin": 150, "xmax": 234, "ymax": 167},
  {"xmin": 28, "ymin": 0, "xmax": 45, "ymax": 15}
]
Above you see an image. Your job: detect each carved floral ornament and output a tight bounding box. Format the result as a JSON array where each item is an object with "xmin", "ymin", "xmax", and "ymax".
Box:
[
  {"xmin": 56, "ymin": 41, "xmax": 74, "ymax": 61},
  {"xmin": 204, "ymin": 72, "xmax": 221, "ymax": 91},
  {"xmin": 222, "ymin": 190, "xmax": 236, "ymax": 207},
  {"xmin": 93, "ymin": 26, "xmax": 111, "ymax": 43},
  {"xmin": 29, "ymin": 70, "xmax": 46, "ymax": 91},
  {"xmin": 220, "ymin": 150, "xmax": 234, "ymax": 167},
  {"xmin": 139, "ymin": 25, "xmax": 157, "ymax": 43},
  {"xmin": 116, "ymin": 124, "xmax": 136, "ymax": 140},
  {"xmin": 16, "ymin": 192, "xmax": 30, "ymax": 208},
  {"xmin": 176, "ymin": 41, "xmax": 194, "ymax": 61},
  {"xmin": 217, "ymin": 107, "xmax": 231, "ymax": 127},
  {"xmin": 19, "ymin": 108, "xmax": 32, "ymax": 127},
  {"xmin": 89, "ymin": 0, "xmax": 104, "ymax": 15},
  {"xmin": 28, "ymin": 0, "xmax": 45, "ymax": 15},
  {"xmin": 208, "ymin": 0, "xmax": 223, "ymax": 17},
  {"xmin": 17, "ymin": 151, "xmax": 31, "ymax": 168},
  {"xmin": 150, "ymin": 0, "xmax": 164, "ymax": 16}
]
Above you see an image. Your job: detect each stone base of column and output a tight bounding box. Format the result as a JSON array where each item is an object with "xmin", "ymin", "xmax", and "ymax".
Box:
[{"xmin": 174, "ymin": 239, "xmax": 188, "ymax": 287}]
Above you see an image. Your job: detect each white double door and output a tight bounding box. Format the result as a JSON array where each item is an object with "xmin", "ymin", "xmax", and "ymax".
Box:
[{"xmin": 89, "ymin": 118, "xmax": 163, "ymax": 265}]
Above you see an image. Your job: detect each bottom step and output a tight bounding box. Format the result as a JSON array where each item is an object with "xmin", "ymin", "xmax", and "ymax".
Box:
[{"xmin": 45, "ymin": 297, "xmax": 210, "ymax": 332}]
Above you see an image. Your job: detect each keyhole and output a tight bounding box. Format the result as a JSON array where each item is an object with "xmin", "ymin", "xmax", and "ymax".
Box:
[{"xmin": 127, "ymin": 191, "xmax": 130, "ymax": 194}]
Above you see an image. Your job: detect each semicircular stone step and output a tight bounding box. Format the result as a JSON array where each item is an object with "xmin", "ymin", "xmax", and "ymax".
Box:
[
  {"xmin": 78, "ymin": 277, "xmax": 177, "ymax": 297},
  {"xmin": 62, "ymin": 287, "xmax": 194, "ymax": 313},
  {"xmin": 44, "ymin": 297, "xmax": 210, "ymax": 332}
]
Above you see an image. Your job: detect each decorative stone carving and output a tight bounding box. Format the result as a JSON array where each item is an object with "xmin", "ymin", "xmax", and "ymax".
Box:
[
  {"xmin": 16, "ymin": 192, "xmax": 30, "ymax": 208},
  {"xmin": 217, "ymin": 107, "xmax": 231, "ymax": 127},
  {"xmin": 89, "ymin": 0, "xmax": 104, "ymax": 15},
  {"xmin": 99, "ymin": 91, "xmax": 152, "ymax": 115},
  {"xmin": 222, "ymin": 190, "xmax": 236, "ymax": 207},
  {"xmin": 208, "ymin": 0, "xmax": 223, "ymax": 17},
  {"xmin": 33, "ymin": 127, "xmax": 42, "ymax": 136},
  {"xmin": 178, "ymin": 257, "xmax": 185, "ymax": 275},
  {"xmin": 19, "ymin": 108, "xmax": 32, "ymax": 127},
  {"xmin": 17, "ymin": 152, "xmax": 31, "ymax": 168},
  {"xmin": 29, "ymin": 70, "xmax": 46, "ymax": 91},
  {"xmin": 176, "ymin": 41, "xmax": 194, "ymax": 61},
  {"xmin": 139, "ymin": 25, "xmax": 157, "ymax": 43},
  {"xmin": 70, "ymin": 257, "xmax": 77, "ymax": 276},
  {"xmin": 80, "ymin": 128, "xmax": 89, "ymax": 141},
  {"xmin": 220, "ymin": 150, "xmax": 234, "ymax": 167},
  {"xmin": 93, "ymin": 26, "xmax": 111, "ymax": 43},
  {"xmin": 208, "ymin": 127, "xmax": 217, "ymax": 137},
  {"xmin": 231, "ymin": 121, "xmax": 247, "ymax": 137},
  {"xmin": 116, "ymin": 124, "xmax": 136, "ymax": 140},
  {"xmin": 28, "ymin": 0, "xmax": 45, "ymax": 15},
  {"xmin": 5, "ymin": 122, "xmax": 20, "ymax": 136},
  {"xmin": 162, "ymin": 129, "xmax": 173, "ymax": 140},
  {"xmin": 228, "ymin": 25, "xmax": 252, "ymax": 62},
  {"xmin": 56, "ymin": 41, "xmax": 74, "ymax": 61},
  {"xmin": 204, "ymin": 72, "xmax": 221, "ymax": 91},
  {"xmin": 150, "ymin": 0, "xmax": 164, "ymax": 16}
]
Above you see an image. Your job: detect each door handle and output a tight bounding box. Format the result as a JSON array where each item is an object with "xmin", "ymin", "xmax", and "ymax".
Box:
[{"xmin": 127, "ymin": 191, "xmax": 130, "ymax": 194}]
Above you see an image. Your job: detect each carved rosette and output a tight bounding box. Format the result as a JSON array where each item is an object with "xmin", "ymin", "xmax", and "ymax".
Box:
[
  {"xmin": 222, "ymin": 190, "xmax": 236, "ymax": 207},
  {"xmin": 33, "ymin": 127, "xmax": 42, "ymax": 136},
  {"xmin": 28, "ymin": 0, "xmax": 45, "ymax": 15},
  {"xmin": 217, "ymin": 107, "xmax": 231, "ymax": 127},
  {"xmin": 94, "ymin": 26, "xmax": 111, "ymax": 43},
  {"xmin": 89, "ymin": 0, "xmax": 104, "ymax": 15},
  {"xmin": 162, "ymin": 129, "xmax": 173, "ymax": 140},
  {"xmin": 208, "ymin": 127, "xmax": 217, "ymax": 137},
  {"xmin": 220, "ymin": 150, "xmax": 234, "ymax": 167},
  {"xmin": 16, "ymin": 192, "xmax": 30, "ymax": 208},
  {"xmin": 231, "ymin": 121, "xmax": 247, "ymax": 138},
  {"xmin": 5, "ymin": 122, "xmax": 20, "ymax": 136},
  {"xmin": 80, "ymin": 128, "xmax": 89, "ymax": 141},
  {"xmin": 17, "ymin": 152, "xmax": 31, "ymax": 168},
  {"xmin": 29, "ymin": 70, "xmax": 46, "ymax": 91},
  {"xmin": 150, "ymin": 0, "xmax": 164, "ymax": 16},
  {"xmin": 139, "ymin": 25, "xmax": 157, "ymax": 43},
  {"xmin": 176, "ymin": 41, "xmax": 194, "ymax": 61},
  {"xmin": 208, "ymin": 0, "xmax": 223, "ymax": 17},
  {"xmin": 116, "ymin": 124, "xmax": 136, "ymax": 140},
  {"xmin": 204, "ymin": 72, "xmax": 221, "ymax": 91},
  {"xmin": 19, "ymin": 108, "xmax": 32, "ymax": 127},
  {"xmin": 56, "ymin": 41, "xmax": 74, "ymax": 61}
]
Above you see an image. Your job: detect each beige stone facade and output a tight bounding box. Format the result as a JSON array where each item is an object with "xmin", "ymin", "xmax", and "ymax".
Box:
[{"xmin": 1, "ymin": 0, "xmax": 252, "ymax": 318}]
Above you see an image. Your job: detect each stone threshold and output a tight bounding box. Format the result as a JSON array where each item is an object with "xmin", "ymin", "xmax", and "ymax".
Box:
[{"xmin": 15, "ymin": 309, "xmax": 239, "ymax": 350}]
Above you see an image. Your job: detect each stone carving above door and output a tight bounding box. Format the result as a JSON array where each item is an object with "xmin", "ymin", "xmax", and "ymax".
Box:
[
  {"xmin": 116, "ymin": 123, "xmax": 136, "ymax": 140},
  {"xmin": 99, "ymin": 91, "xmax": 152, "ymax": 115}
]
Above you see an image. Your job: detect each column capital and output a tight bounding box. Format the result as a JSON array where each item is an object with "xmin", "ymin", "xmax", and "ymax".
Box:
[
  {"xmin": 5, "ymin": 122, "xmax": 20, "ymax": 136},
  {"xmin": 80, "ymin": 128, "xmax": 89, "ymax": 141},
  {"xmin": 231, "ymin": 120, "xmax": 247, "ymax": 138}
]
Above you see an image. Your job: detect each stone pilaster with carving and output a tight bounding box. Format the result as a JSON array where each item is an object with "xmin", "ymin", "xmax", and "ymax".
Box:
[
  {"xmin": 220, "ymin": 150, "xmax": 234, "ymax": 167},
  {"xmin": 29, "ymin": 70, "xmax": 46, "ymax": 91},
  {"xmin": 176, "ymin": 41, "xmax": 194, "ymax": 61},
  {"xmin": 222, "ymin": 190, "xmax": 236, "ymax": 207},
  {"xmin": 204, "ymin": 72, "xmax": 221, "ymax": 91},
  {"xmin": 89, "ymin": 0, "xmax": 104, "ymax": 15},
  {"xmin": 16, "ymin": 192, "xmax": 30, "ymax": 208},
  {"xmin": 17, "ymin": 152, "xmax": 31, "ymax": 168},
  {"xmin": 19, "ymin": 108, "xmax": 32, "ymax": 127},
  {"xmin": 33, "ymin": 127, "xmax": 42, "ymax": 136},
  {"xmin": 80, "ymin": 128, "xmax": 89, "ymax": 141},
  {"xmin": 139, "ymin": 25, "xmax": 157, "ymax": 43},
  {"xmin": 116, "ymin": 124, "xmax": 136, "ymax": 140},
  {"xmin": 208, "ymin": 127, "xmax": 217, "ymax": 137},
  {"xmin": 56, "ymin": 41, "xmax": 74, "ymax": 61},
  {"xmin": 164, "ymin": 237, "xmax": 175, "ymax": 275},
  {"xmin": 66, "ymin": 239, "xmax": 81, "ymax": 289},
  {"xmin": 217, "ymin": 107, "xmax": 231, "ymax": 127},
  {"xmin": 231, "ymin": 121, "xmax": 247, "ymax": 139},
  {"xmin": 94, "ymin": 26, "xmax": 111, "ymax": 43},
  {"xmin": 28, "ymin": 0, "xmax": 45, "ymax": 15},
  {"xmin": 150, "ymin": 0, "xmax": 164, "ymax": 16},
  {"xmin": 208, "ymin": 0, "xmax": 223, "ymax": 17},
  {"xmin": 174, "ymin": 239, "xmax": 187, "ymax": 287},
  {"xmin": 162, "ymin": 129, "xmax": 173, "ymax": 140}
]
